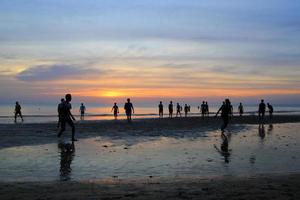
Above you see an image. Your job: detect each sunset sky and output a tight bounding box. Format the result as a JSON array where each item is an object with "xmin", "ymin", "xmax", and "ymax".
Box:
[{"xmin": 0, "ymin": 0, "xmax": 300, "ymax": 105}]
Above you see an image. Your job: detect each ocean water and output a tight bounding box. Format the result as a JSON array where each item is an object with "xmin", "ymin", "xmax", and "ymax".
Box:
[{"xmin": 0, "ymin": 104, "xmax": 300, "ymax": 124}]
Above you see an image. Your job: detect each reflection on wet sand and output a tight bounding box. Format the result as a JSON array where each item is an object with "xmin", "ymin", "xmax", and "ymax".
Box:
[
  {"xmin": 214, "ymin": 133, "xmax": 231, "ymax": 163},
  {"xmin": 258, "ymin": 124, "xmax": 266, "ymax": 140},
  {"xmin": 267, "ymin": 124, "xmax": 273, "ymax": 135},
  {"xmin": 58, "ymin": 141, "xmax": 75, "ymax": 181}
]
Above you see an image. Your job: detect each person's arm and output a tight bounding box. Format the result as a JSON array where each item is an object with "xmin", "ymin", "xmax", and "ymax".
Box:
[
  {"xmin": 111, "ymin": 107, "xmax": 114, "ymax": 112},
  {"xmin": 215, "ymin": 106, "xmax": 222, "ymax": 117},
  {"xmin": 131, "ymin": 105, "xmax": 134, "ymax": 114},
  {"xmin": 117, "ymin": 107, "xmax": 119, "ymax": 113},
  {"xmin": 68, "ymin": 107, "xmax": 75, "ymax": 121}
]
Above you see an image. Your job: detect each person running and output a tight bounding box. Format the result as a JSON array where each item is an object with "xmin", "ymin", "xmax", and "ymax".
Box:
[
  {"xmin": 57, "ymin": 98, "xmax": 65, "ymax": 128},
  {"xmin": 184, "ymin": 104, "xmax": 189, "ymax": 117},
  {"xmin": 111, "ymin": 103, "xmax": 119, "ymax": 120},
  {"xmin": 238, "ymin": 102, "xmax": 244, "ymax": 116},
  {"xmin": 158, "ymin": 101, "xmax": 163, "ymax": 118},
  {"xmin": 258, "ymin": 99, "xmax": 266, "ymax": 121},
  {"xmin": 215, "ymin": 99, "xmax": 232, "ymax": 132},
  {"xmin": 79, "ymin": 103, "xmax": 86, "ymax": 120},
  {"xmin": 168, "ymin": 101, "xmax": 173, "ymax": 118},
  {"xmin": 14, "ymin": 101, "xmax": 23, "ymax": 123},
  {"xmin": 57, "ymin": 94, "xmax": 77, "ymax": 141},
  {"xmin": 124, "ymin": 98, "xmax": 134, "ymax": 122},
  {"xmin": 176, "ymin": 103, "xmax": 182, "ymax": 117},
  {"xmin": 267, "ymin": 103, "xmax": 274, "ymax": 119}
]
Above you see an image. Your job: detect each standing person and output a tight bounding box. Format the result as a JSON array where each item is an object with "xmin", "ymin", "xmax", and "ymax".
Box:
[
  {"xmin": 267, "ymin": 103, "xmax": 274, "ymax": 119},
  {"xmin": 111, "ymin": 103, "xmax": 119, "ymax": 120},
  {"xmin": 79, "ymin": 103, "xmax": 86, "ymax": 120},
  {"xmin": 168, "ymin": 101, "xmax": 173, "ymax": 118},
  {"xmin": 258, "ymin": 99, "xmax": 266, "ymax": 121},
  {"xmin": 14, "ymin": 101, "xmax": 24, "ymax": 123},
  {"xmin": 158, "ymin": 101, "xmax": 163, "ymax": 118},
  {"xmin": 201, "ymin": 101, "xmax": 205, "ymax": 118},
  {"xmin": 184, "ymin": 104, "xmax": 189, "ymax": 117},
  {"xmin": 124, "ymin": 98, "xmax": 134, "ymax": 122},
  {"xmin": 238, "ymin": 103, "xmax": 244, "ymax": 116},
  {"xmin": 57, "ymin": 94, "xmax": 77, "ymax": 141},
  {"xmin": 215, "ymin": 99, "xmax": 232, "ymax": 132},
  {"xmin": 176, "ymin": 103, "xmax": 182, "ymax": 117},
  {"xmin": 57, "ymin": 98, "xmax": 65, "ymax": 128},
  {"xmin": 229, "ymin": 100, "xmax": 233, "ymax": 119},
  {"xmin": 205, "ymin": 101, "xmax": 209, "ymax": 117}
]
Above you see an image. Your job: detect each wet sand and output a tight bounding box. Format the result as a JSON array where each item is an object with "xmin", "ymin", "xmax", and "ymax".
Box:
[
  {"xmin": 1, "ymin": 174, "xmax": 300, "ymax": 200},
  {"xmin": 1, "ymin": 115, "xmax": 300, "ymax": 149},
  {"xmin": 1, "ymin": 115, "xmax": 300, "ymax": 199}
]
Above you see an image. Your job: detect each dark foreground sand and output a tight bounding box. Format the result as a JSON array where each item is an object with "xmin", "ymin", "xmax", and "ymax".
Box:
[{"xmin": 1, "ymin": 174, "xmax": 300, "ymax": 200}]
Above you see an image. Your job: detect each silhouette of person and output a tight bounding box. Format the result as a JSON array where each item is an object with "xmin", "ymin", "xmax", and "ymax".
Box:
[
  {"xmin": 267, "ymin": 124, "xmax": 273, "ymax": 135},
  {"xmin": 267, "ymin": 103, "xmax": 274, "ymax": 119},
  {"xmin": 79, "ymin": 103, "xmax": 86, "ymax": 120},
  {"xmin": 176, "ymin": 103, "xmax": 182, "ymax": 117},
  {"xmin": 58, "ymin": 141, "xmax": 75, "ymax": 181},
  {"xmin": 205, "ymin": 102, "xmax": 209, "ymax": 117},
  {"xmin": 57, "ymin": 94, "xmax": 77, "ymax": 141},
  {"xmin": 258, "ymin": 99, "xmax": 266, "ymax": 121},
  {"xmin": 214, "ymin": 133, "xmax": 230, "ymax": 163},
  {"xmin": 14, "ymin": 101, "xmax": 24, "ymax": 123},
  {"xmin": 238, "ymin": 102, "xmax": 244, "ymax": 116},
  {"xmin": 201, "ymin": 101, "xmax": 205, "ymax": 118},
  {"xmin": 57, "ymin": 98, "xmax": 65, "ymax": 128},
  {"xmin": 168, "ymin": 101, "xmax": 173, "ymax": 118},
  {"xmin": 111, "ymin": 102, "xmax": 119, "ymax": 120},
  {"xmin": 184, "ymin": 104, "xmax": 189, "ymax": 117},
  {"xmin": 158, "ymin": 101, "xmax": 163, "ymax": 118},
  {"xmin": 229, "ymin": 100, "xmax": 233, "ymax": 119},
  {"xmin": 124, "ymin": 98, "xmax": 134, "ymax": 122},
  {"xmin": 215, "ymin": 99, "xmax": 232, "ymax": 132}
]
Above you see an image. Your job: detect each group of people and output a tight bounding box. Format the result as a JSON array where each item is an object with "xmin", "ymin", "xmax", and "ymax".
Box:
[{"xmin": 13, "ymin": 94, "xmax": 275, "ymax": 142}]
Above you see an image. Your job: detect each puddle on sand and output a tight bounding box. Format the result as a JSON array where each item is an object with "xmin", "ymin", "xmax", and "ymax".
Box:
[{"xmin": 0, "ymin": 123, "xmax": 300, "ymax": 182}]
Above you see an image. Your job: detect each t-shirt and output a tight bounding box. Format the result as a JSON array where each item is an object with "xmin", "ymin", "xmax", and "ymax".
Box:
[
  {"xmin": 159, "ymin": 104, "xmax": 163, "ymax": 111},
  {"xmin": 80, "ymin": 105, "xmax": 85, "ymax": 113},
  {"xmin": 220, "ymin": 104, "xmax": 231, "ymax": 118},
  {"xmin": 113, "ymin": 105, "xmax": 118, "ymax": 113},
  {"xmin": 259, "ymin": 103, "xmax": 266, "ymax": 112},
  {"xmin": 124, "ymin": 102, "xmax": 133, "ymax": 113},
  {"xmin": 168, "ymin": 104, "xmax": 173, "ymax": 111},
  {"xmin": 15, "ymin": 105, "xmax": 21, "ymax": 112},
  {"xmin": 61, "ymin": 102, "xmax": 72, "ymax": 119}
]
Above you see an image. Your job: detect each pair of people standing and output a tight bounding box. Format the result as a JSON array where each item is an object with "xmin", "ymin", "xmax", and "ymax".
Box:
[
  {"xmin": 111, "ymin": 98, "xmax": 134, "ymax": 122},
  {"xmin": 258, "ymin": 99, "xmax": 274, "ymax": 120}
]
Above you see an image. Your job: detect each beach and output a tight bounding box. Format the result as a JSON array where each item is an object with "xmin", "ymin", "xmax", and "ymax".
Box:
[{"xmin": 1, "ymin": 115, "xmax": 300, "ymax": 199}]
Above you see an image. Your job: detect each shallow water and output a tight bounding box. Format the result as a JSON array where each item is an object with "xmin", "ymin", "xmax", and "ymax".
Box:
[{"xmin": 0, "ymin": 123, "xmax": 300, "ymax": 182}]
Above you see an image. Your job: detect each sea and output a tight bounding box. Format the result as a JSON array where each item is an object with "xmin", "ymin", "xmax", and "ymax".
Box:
[{"xmin": 1, "ymin": 103, "xmax": 300, "ymax": 124}]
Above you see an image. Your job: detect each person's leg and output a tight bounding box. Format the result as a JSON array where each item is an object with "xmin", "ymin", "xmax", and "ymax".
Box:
[
  {"xmin": 14, "ymin": 113, "xmax": 17, "ymax": 123},
  {"xmin": 58, "ymin": 120, "xmax": 66, "ymax": 137},
  {"xmin": 67, "ymin": 119, "xmax": 76, "ymax": 141}
]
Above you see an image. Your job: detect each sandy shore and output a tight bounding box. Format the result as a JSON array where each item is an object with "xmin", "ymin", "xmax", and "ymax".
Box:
[
  {"xmin": 1, "ymin": 115, "xmax": 300, "ymax": 149},
  {"xmin": 1, "ymin": 174, "xmax": 300, "ymax": 200},
  {"xmin": 1, "ymin": 115, "xmax": 300, "ymax": 199}
]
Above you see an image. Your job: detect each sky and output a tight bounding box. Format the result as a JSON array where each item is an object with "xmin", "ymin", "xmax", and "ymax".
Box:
[{"xmin": 0, "ymin": 0, "xmax": 300, "ymax": 105}]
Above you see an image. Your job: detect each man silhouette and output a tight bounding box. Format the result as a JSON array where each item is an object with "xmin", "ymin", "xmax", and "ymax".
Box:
[
  {"xmin": 267, "ymin": 103, "xmax": 274, "ymax": 119},
  {"xmin": 79, "ymin": 103, "xmax": 86, "ymax": 120},
  {"xmin": 124, "ymin": 98, "xmax": 134, "ymax": 122},
  {"xmin": 184, "ymin": 104, "xmax": 189, "ymax": 117},
  {"xmin": 215, "ymin": 99, "xmax": 232, "ymax": 132},
  {"xmin": 14, "ymin": 101, "xmax": 23, "ymax": 123},
  {"xmin": 57, "ymin": 94, "xmax": 77, "ymax": 141},
  {"xmin": 168, "ymin": 101, "xmax": 173, "ymax": 118},
  {"xmin": 158, "ymin": 101, "xmax": 163, "ymax": 118},
  {"xmin": 258, "ymin": 99, "xmax": 266, "ymax": 121},
  {"xmin": 176, "ymin": 103, "xmax": 182, "ymax": 117},
  {"xmin": 111, "ymin": 103, "xmax": 119, "ymax": 120},
  {"xmin": 238, "ymin": 103, "xmax": 244, "ymax": 116},
  {"xmin": 57, "ymin": 98, "xmax": 65, "ymax": 128}
]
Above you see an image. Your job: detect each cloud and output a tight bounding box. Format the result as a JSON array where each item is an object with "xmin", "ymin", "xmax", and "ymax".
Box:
[{"xmin": 16, "ymin": 64, "xmax": 101, "ymax": 81}]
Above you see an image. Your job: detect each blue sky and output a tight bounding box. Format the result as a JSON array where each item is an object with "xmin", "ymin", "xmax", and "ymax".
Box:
[{"xmin": 0, "ymin": 0, "xmax": 299, "ymax": 104}]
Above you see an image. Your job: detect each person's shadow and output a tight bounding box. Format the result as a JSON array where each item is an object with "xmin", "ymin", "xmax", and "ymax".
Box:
[
  {"xmin": 58, "ymin": 141, "xmax": 75, "ymax": 181},
  {"xmin": 267, "ymin": 124, "xmax": 273, "ymax": 135}
]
